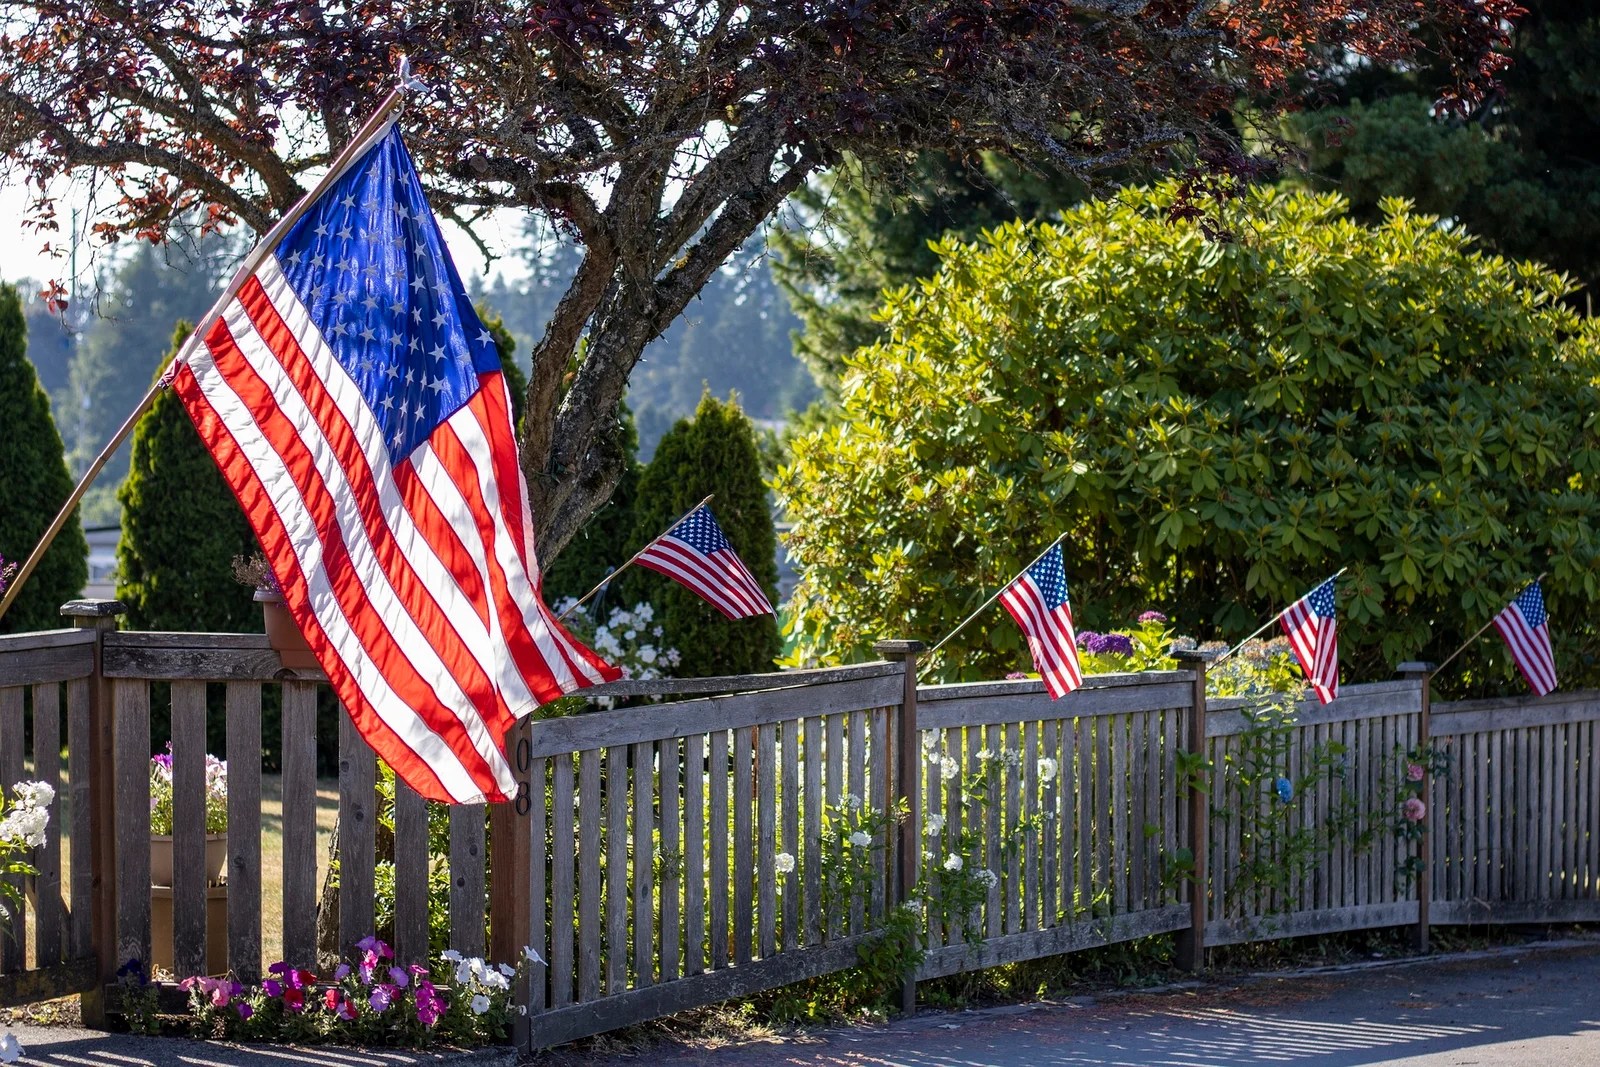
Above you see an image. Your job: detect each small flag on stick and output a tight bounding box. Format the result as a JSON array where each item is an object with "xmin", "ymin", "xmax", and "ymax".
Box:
[
  {"xmin": 1280, "ymin": 576, "xmax": 1339, "ymax": 704},
  {"xmin": 999, "ymin": 542, "xmax": 1082, "ymax": 699},
  {"xmin": 1492, "ymin": 579, "xmax": 1557, "ymax": 696},
  {"xmin": 635, "ymin": 504, "xmax": 774, "ymax": 620}
]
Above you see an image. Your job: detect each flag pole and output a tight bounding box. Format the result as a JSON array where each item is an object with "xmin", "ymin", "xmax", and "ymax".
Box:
[
  {"xmin": 557, "ymin": 494, "xmax": 715, "ymax": 622},
  {"xmin": 1209, "ymin": 566, "xmax": 1348, "ymax": 668},
  {"xmin": 923, "ymin": 532, "xmax": 1069, "ymax": 661},
  {"xmin": 1432, "ymin": 571, "xmax": 1548, "ymax": 678},
  {"xmin": 0, "ymin": 83, "xmax": 411, "ymax": 627}
]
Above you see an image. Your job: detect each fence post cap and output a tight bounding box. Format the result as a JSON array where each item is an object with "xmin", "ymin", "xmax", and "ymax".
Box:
[
  {"xmin": 874, "ymin": 639, "xmax": 927, "ymax": 659},
  {"xmin": 60, "ymin": 598, "xmax": 127, "ymax": 620},
  {"xmin": 1396, "ymin": 661, "xmax": 1436, "ymax": 678}
]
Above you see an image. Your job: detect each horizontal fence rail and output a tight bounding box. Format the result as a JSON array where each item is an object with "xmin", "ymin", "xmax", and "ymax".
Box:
[{"xmin": 2, "ymin": 606, "xmax": 1599, "ymax": 1047}]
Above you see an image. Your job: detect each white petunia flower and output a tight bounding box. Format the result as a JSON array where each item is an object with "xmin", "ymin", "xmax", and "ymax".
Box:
[
  {"xmin": 523, "ymin": 945, "xmax": 545, "ymax": 965},
  {"xmin": 470, "ymin": 994, "xmax": 490, "ymax": 1015},
  {"xmin": 0, "ymin": 1032, "xmax": 21, "ymax": 1063},
  {"xmin": 497, "ymin": 962, "xmax": 516, "ymax": 978},
  {"xmin": 440, "ymin": 949, "xmax": 463, "ymax": 962}
]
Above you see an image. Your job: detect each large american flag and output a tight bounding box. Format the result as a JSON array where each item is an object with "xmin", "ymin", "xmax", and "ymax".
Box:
[
  {"xmin": 1492, "ymin": 579, "xmax": 1557, "ymax": 696},
  {"xmin": 169, "ymin": 120, "xmax": 619, "ymax": 804},
  {"xmin": 1280, "ymin": 576, "xmax": 1338, "ymax": 704},
  {"xmin": 634, "ymin": 504, "xmax": 774, "ymax": 620},
  {"xmin": 999, "ymin": 542, "xmax": 1082, "ymax": 699}
]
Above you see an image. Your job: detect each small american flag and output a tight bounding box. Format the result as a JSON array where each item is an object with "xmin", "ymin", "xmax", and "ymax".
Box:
[
  {"xmin": 1281, "ymin": 576, "xmax": 1339, "ymax": 704},
  {"xmin": 999, "ymin": 542, "xmax": 1082, "ymax": 699},
  {"xmin": 634, "ymin": 504, "xmax": 774, "ymax": 619},
  {"xmin": 170, "ymin": 119, "xmax": 619, "ymax": 804},
  {"xmin": 1492, "ymin": 579, "xmax": 1557, "ymax": 696}
]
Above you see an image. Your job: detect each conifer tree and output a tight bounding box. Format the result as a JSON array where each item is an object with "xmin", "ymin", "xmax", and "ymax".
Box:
[
  {"xmin": 0, "ymin": 285, "xmax": 88, "ymax": 633},
  {"xmin": 623, "ymin": 392, "xmax": 779, "ymax": 677},
  {"xmin": 115, "ymin": 323, "xmax": 260, "ymax": 632}
]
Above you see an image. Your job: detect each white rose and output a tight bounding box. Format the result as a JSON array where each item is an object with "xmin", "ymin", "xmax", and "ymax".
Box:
[
  {"xmin": 943, "ymin": 854, "xmax": 963, "ymax": 872},
  {"xmin": 924, "ymin": 814, "xmax": 946, "ymax": 837},
  {"xmin": 1038, "ymin": 758, "xmax": 1058, "ymax": 782},
  {"xmin": 848, "ymin": 831, "xmax": 872, "ymax": 848},
  {"xmin": 774, "ymin": 852, "xmax": 796, "ymax": 874}
]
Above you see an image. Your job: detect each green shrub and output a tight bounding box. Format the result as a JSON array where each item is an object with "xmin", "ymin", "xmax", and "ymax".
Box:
[
  {"xmin": 776, "ymin": 184, "xmax": 1600, "ymax": 693},
  {"xmin": 622, "ymin": 392, "xmax": 780, "ymax": 677},
  {"xmin": 0, "ymin": 284, "xmax": 87, "ymax": 633},
  {"xmin": 116, "ymin": 323, "xmax": 261, "ymax": 634}
]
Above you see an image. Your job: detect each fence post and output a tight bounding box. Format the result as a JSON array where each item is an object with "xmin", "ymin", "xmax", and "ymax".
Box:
[
  {"xmin": 1170, "ymin": 649, "xmax": 1212, "ymax": 972},
  {"xmin": 874, "ymin": 639, "xmax": 925, "ymax": 1015},
  {"xmin": 61, "ymin": 598, "xmax": 125, "ymax": 1028},
  {"xmin": 491, "ymin": 717, "xmax": 534, "ymax": 1049},
  {"xmin": 1398, "ymin": 661, "xmax": 1435, "ymax": 953}
]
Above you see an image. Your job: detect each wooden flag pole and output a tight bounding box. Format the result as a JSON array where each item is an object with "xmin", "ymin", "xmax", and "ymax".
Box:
[
  {"xmin": 1432, "ymin": 571, "xmax": 1548, "ymax": 678},
  {"xmin": 1209, "ymin": 565, "xmax": 1349, "ymax": 668},
  {"xmin": 921, "ymin": 532, "xmax": 1069, "ymax": 666},
  {"xmin": 556, "ymin": 494, "xmax": 715, "ymax": 622},
  {"xmin": 0, "ymin": 84, "xmax": 414, "ymax": 626}
]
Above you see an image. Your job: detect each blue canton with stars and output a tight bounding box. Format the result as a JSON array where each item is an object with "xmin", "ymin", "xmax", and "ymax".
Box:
[
  {"xmin": 1306, "ymin": 577, "xmax": 1337, "ymax": 619},
  {"xmin": 1026, "ymin": 544, "xmax": 1070, "ymax": 610},
  {"xmin": 1514, "ymin": 581, "xmax": 1547, "ymax": 628},
  {"xmin": 669, "ymin": 506, "xmax": 734, "ymax": 555},
  {"xmin": 273, "ymin": 125, "xmax": 501, "ymax": 463}
]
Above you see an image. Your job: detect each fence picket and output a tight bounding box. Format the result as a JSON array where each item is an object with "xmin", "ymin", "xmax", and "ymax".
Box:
[
  {"xmin": 757, "ymin": 724, "xmax": 777, "ymax": 958},
  {"xmin": 112, "ymin": 679, "xmax": 151, "ymax": 975},
  {"xmin": 733, "ymin": 726, "xmax": 755, "ymax": 964},
  {"xmin": 528, "ymin": 756, "xmax": 548, "ymax": 1011},
  {"xmin": 605, "ymin": 746, "xmax": 628, "ymax": 994},
  {"xmin": 332, "ymin": 705, "xmax": 370, "ymax": 970},
  {"xmin": 660, "ymin": 741, "xmax": 681, "ymax": 981},
  {"xmin": 708, "ymin": 729, "xmax": 729, "ymax": 966},
  {"xmin": 632, "ymin": 740, "xmax": 656, "ymax": 987},
  {"xmin": 449, "ymin": 804, "xmax": 486, "ymax": 959},
  {"xmin": 847, "ymin": 712, "xmax": 866, "ymax": 935},
  {"xmin": 0, "ymin": 687, "xmax": 23, "ymax": 971},
  {"xmin": 559, "ymin": 752, "xmax": 584, "ymax": 1005},
  {"xmin": 803, "ymin": 718, "xmax": 823, "ymax": 947},
  {"xmin": 684, "ymin": 734, "xmax": 706, "ymax": 975},
  {"xmin": 280, "ymin": 681, "xmax": 319, "ymax": 967},
  {"xmin": 170, "ymin": 680, "xmax": 208, "ymax": 978},
  {"xmin": 781, "ymin": 722, "xmax": 799, "ymax": 951},
  {"xmin": 65, "ymin": 677, "xmax": 91, "ymax": 959},
  {"xmin": 31, "ymin": 682, "xmax": 62, "ymax": 967}
]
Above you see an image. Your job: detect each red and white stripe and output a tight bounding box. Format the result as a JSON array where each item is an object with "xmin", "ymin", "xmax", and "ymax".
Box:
[
  {"xmin": 634, "ymin": 539, "xmax": 773, "ymax": 620},
  {"xmin": 1281, "ymin": 602, "xmax": 1338, "ymax": 705},
  {"xmin": 999, "ymin": 577, "xmax": 1082, "ymax": 699},
  {"xmin": 172, "ymin": 256, "xmax": 617, "ymax": 804},
  {"xmin": 1492, "ymin": 608, "xmax": 1557, "ymax": 697}
]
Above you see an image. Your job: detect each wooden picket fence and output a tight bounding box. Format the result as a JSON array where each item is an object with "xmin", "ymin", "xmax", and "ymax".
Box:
[{"xmin": 0, "ymin": 602, "xmax": 1597, "ymax": 1049}]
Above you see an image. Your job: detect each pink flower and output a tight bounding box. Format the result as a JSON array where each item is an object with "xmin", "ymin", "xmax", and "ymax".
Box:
[
  {"xmin": 1403, "ymin": 797, "xmax": 1426, "ymax": 822},
  {"xmin": 388, "ymin": 966, "xmax": 410, "ymax": 988},
  {"xmin": 1406, "ymin": 762, "xmax": 1425, "ymax": 782}
]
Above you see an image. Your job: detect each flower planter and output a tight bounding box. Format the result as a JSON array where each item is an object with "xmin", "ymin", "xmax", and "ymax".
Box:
[
  {"xmin": 151, "ymin": 885, "xmax": 229, "ymax": 977},
  {"xmin": 150, "ymin": 833, "xmax": 229, "ymax": 888},
  {"xmin": 256, "ymin": 589, "xmax": 319, "ymax": 670}
]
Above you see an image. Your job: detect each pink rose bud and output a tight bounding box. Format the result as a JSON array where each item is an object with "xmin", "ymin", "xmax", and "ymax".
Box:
[
  {"xmin": 1406, "ymin": 762, "xmax": 1425, "ymax": 782},
  {"xmin": 1403, "ymin": 797, "xmax": 1426, "ymax": 822}
]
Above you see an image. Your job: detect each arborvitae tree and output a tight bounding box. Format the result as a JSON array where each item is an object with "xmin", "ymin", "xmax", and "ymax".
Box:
[
  {"xmin": 115, "ymin": 322, "xmax": 260, "ymax": 632},
  {"xmin": 623, "ymin": 392, "xmax": 780, "ymax": 677},
  {"xmin": 478, "ymin": 308, "xmax": 527, "ymax": 432},
  {"xmin": 543, "ymin": 404, "xmax": 641, "ymax": 606},
  {"xmin": 0, "ymin": 285, "xmax": 88, "ymax": 633}
]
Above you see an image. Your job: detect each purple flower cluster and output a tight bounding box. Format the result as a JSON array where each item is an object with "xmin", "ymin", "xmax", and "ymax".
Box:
[
  {"xmin": 1076, "ymin": 631, "xmax": 1135, "ymax": 657},
  {"xmin": 1138, "ymin": 611, "xmax": 1168, "ymax": 624}
]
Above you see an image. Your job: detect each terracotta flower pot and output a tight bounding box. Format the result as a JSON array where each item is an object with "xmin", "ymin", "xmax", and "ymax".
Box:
[
  {"xmin": 255, "ymin": 589, "xmax": 319, "ymax": 670},
  {"xmin": 149, "ymin": 832, "xmax": 229, "ymax": 888}
]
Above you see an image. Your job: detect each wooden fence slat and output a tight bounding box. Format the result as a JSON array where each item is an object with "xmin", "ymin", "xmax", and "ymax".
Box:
[
  {"xmin": 870, "ymin": 705, "xmax": 889, "ymax": 924},
  {"xmin": 449, "ymin": 804, "xmax": 486, "ymax": 959},
  {"xmin": 984, "ymin": 723, "xmax": 1001, "ymax": 940},
  {"xmin": 1075, "ymin": 715, "xmax": 1091, "ymax": 923},
  {"xmin": 709, "ymin": 730, "xmax": 729, "ymax": 966},
  {"xmin": 112, "ymin": 679, "xmax": 151, "ymax": 976},
  {"xmin": 823, "ymin": 714, "xmax": 843, "ymax": 941},
  {"xmin": 605, "ymin": 746, "xmax": 628, "ymax": 995},
  {"xmin": 732, "ymin": 726, "xmax": 755, "ymax": 964},
  {"xmin": 170, "ymin": 680, "xmax": 208, "ymax": 977},
  {"xmin": 527, "ymin": 756, "xmax": 548, "ymax": 1011},
  {"xmin": 756, "ymin": 724, "xmax": 776, "ymax": 958},
  {"xmin": 802, "ymin": 718, "xmax": 825, "ymax": 947},
  {"xmin": 1061, "ymin": 717, "xmax": 1077, "ymax": 921},
  {"xmin": 65, "ymin": 678, "xmax": 91, "ymax": 960},
  {"xmin": 334, "ymin": 706, "xmax": 372, "ymax": 968},
  {"xmin": 684, "ymin": 735, "xmax": 706, "ymax": 976},
  {"xmin": 660, "ymin": 741, "xmax": 681, "ymax": 981},
  {"xmin": 1038, "ymin": 720, "xmax": 1055, "ymax": 931},
  {"xmin": 280, "ymin": 681, "xmax": 319, "ymax": 968},
  {"xmin": 780, "ymin": 721, "xmax": 799, "ymax": 952},
  {"xmin": 392, "ymin": 783, "xmax": 429, "ymax": 967},
  {"xmin": 1542, "ymin": 725, "xmax": 1556, "ymax": 898},
  {"xmin": 1022, "ymin": 720, "xmax": 1039, "ymax": 932},
  {"xmin": 1003, "ymin": 720, "xmax": 1021, "ymax": 935},
  {"xmin": 560, "ymin": 752, "xmax": 585, "ymax": 1005},
  {"xmin": 846, "ymin": 712, "xmax": 865, "ymax": 935},
  {"xmin": 31, "ymin": 683, "xmax": 62, "ymax": 967},
  {"xmin": 632, "ymin": 740, "xmax": 655, "ymax": 988},
  {"xmin": 0, "ymin": 687, "xmax": 23, "ymax": 972}
]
